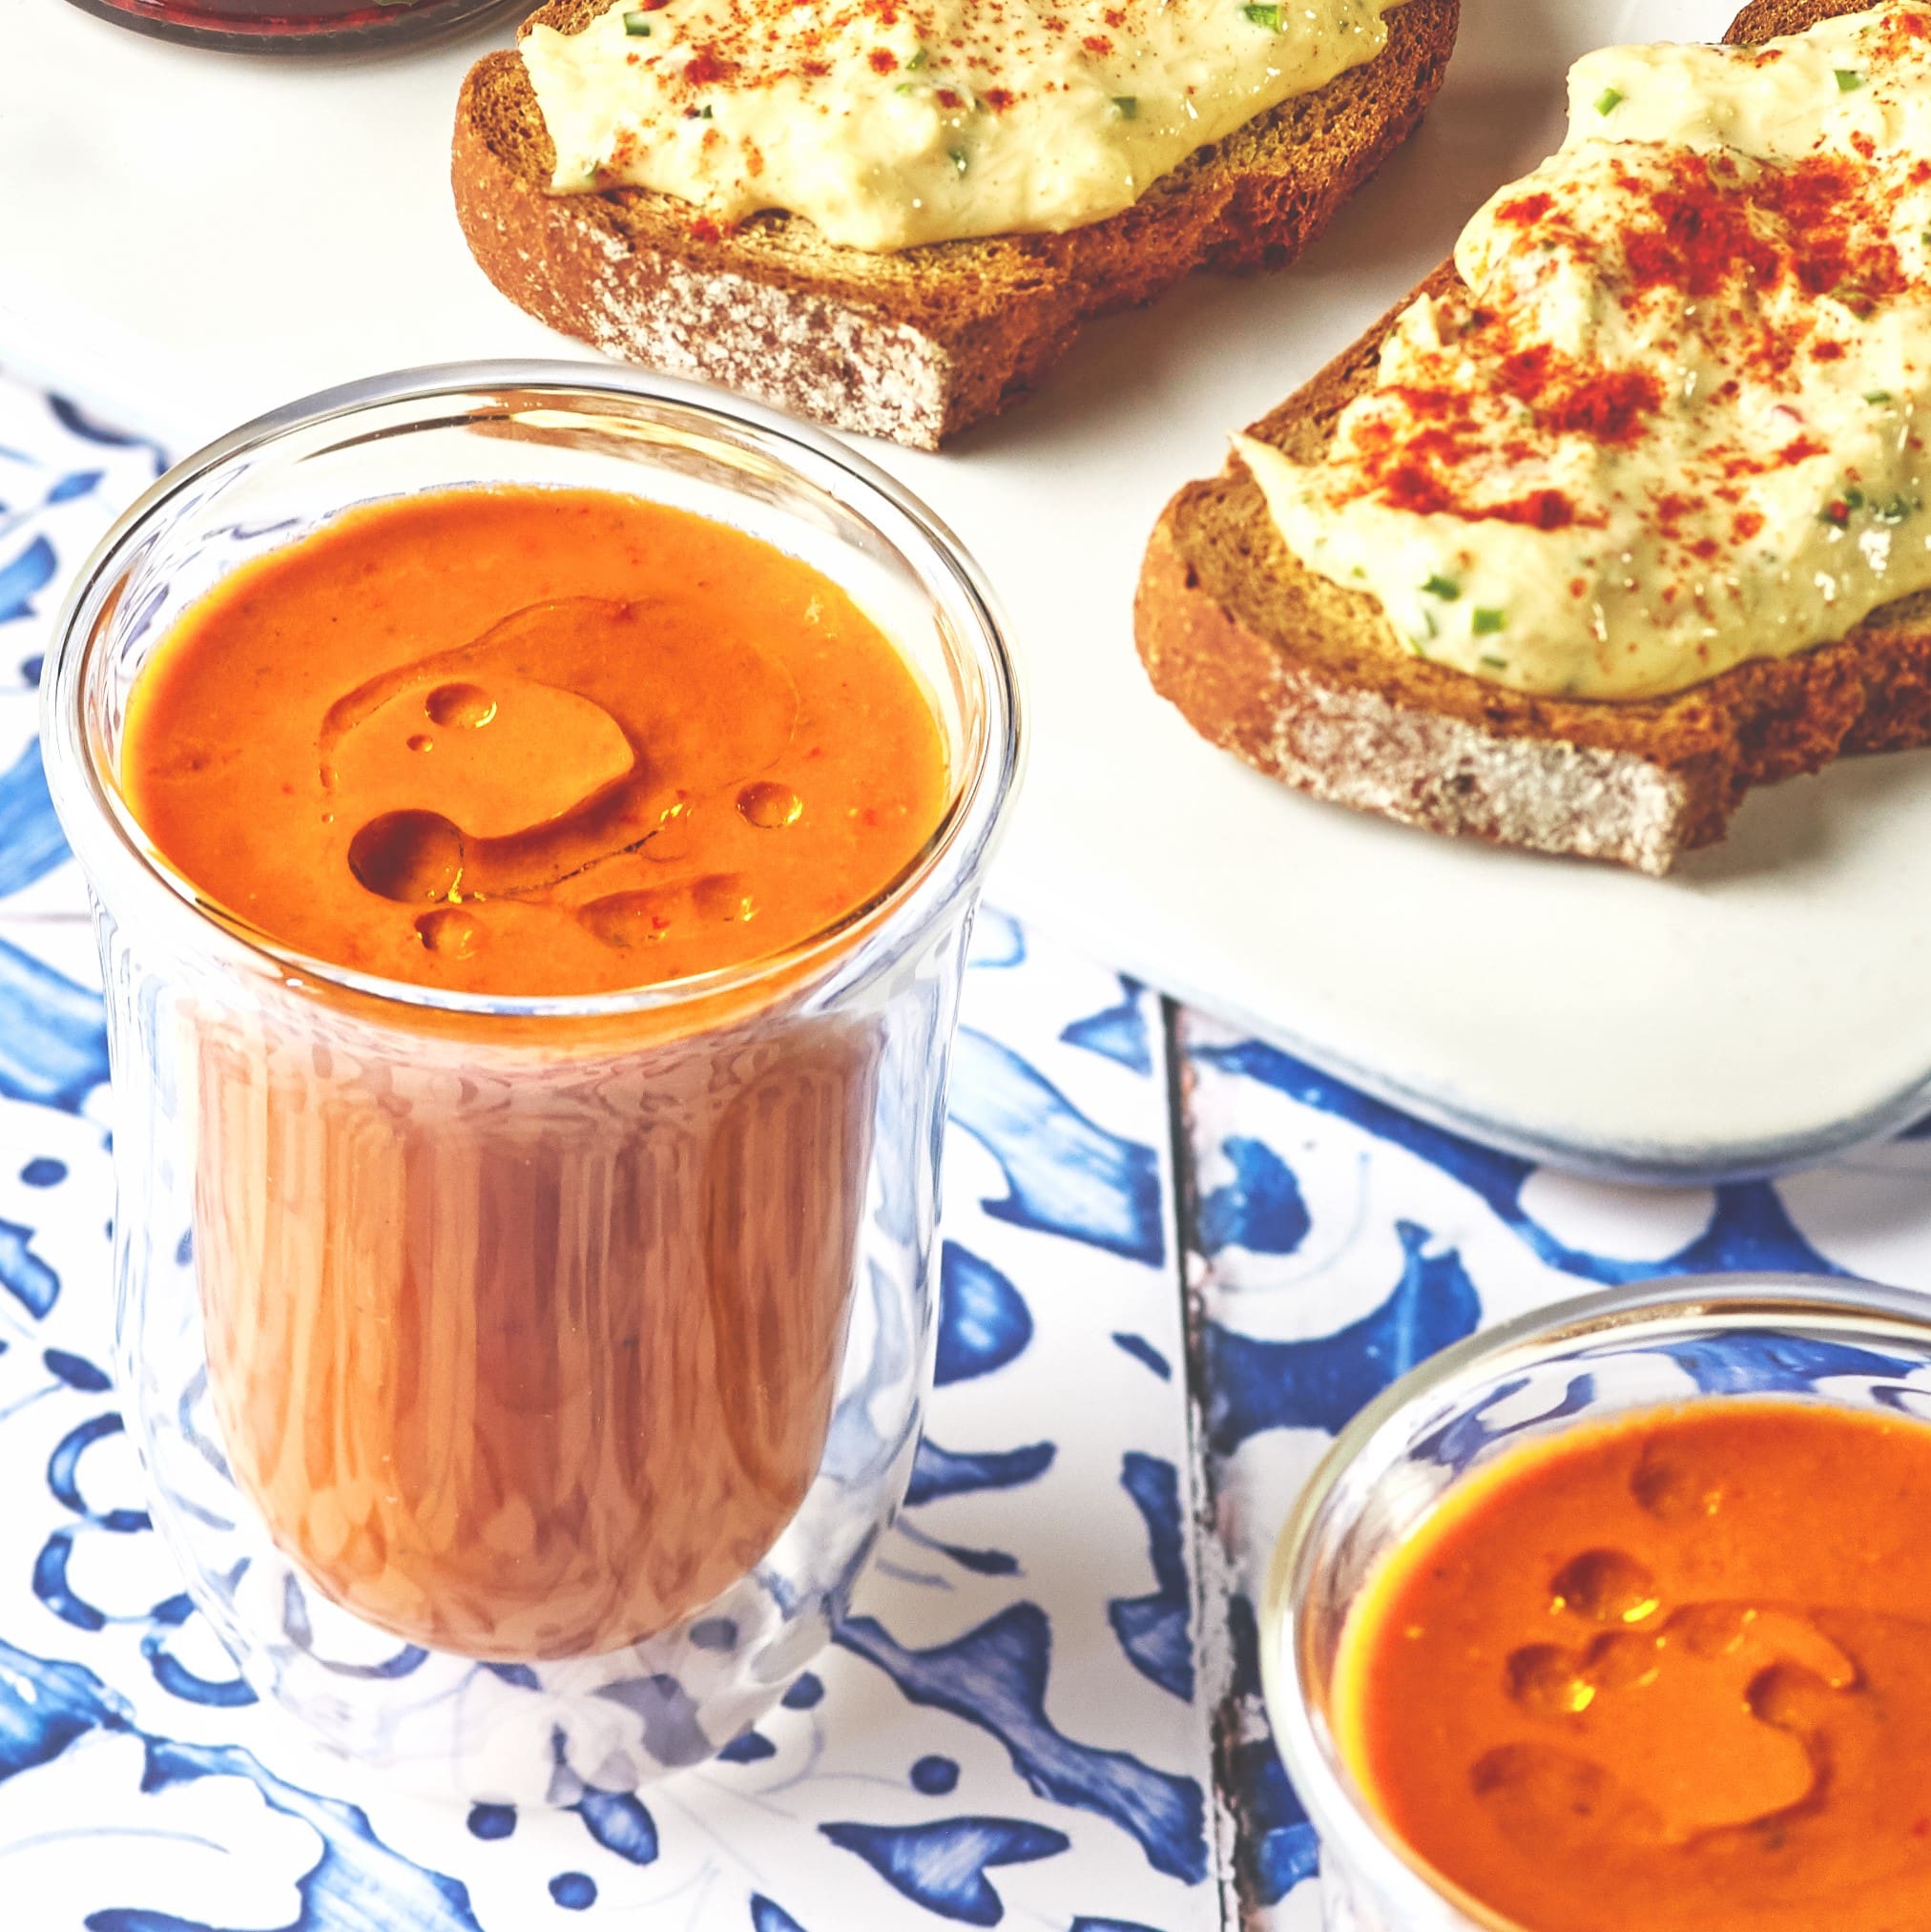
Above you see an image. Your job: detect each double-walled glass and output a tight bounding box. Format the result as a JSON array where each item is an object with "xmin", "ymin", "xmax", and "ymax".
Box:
[
  {"xmin": 43, "ymin": 364, "xmax": 1022, "ymax": 1803},
  {"xmin": 1262, "ymin": 1275, "xmax": 1931, "ymax": 1932}
]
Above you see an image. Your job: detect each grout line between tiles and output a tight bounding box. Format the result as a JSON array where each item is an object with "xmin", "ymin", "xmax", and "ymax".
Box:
[{"xmin": 1162, "ymin": 994, "xmax": 1243, "ymax": 1932}]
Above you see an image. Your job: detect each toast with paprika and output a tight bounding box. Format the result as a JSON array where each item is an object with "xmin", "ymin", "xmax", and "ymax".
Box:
[
  {"xmin": 451, "ymin": 0, "xmax": 1460, "ymax": 448},
  {"xmin": 1134, "ymin": 0, "xmax": 1931, "ymax": 875}
]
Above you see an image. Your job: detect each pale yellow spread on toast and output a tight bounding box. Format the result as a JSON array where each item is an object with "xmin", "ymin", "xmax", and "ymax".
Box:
[
  {"xmin": 522, "ymin": 0, "xmax": 1405, "ymax": 252},
  {"xmin": 1245, "ymin": 2, "xmax": 1931, "ymax": 701}
]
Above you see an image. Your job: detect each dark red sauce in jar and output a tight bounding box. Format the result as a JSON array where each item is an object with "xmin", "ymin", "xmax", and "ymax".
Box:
[{"xmin": 63, "ymin": 0, "xmax": 522, "ymax": 54}]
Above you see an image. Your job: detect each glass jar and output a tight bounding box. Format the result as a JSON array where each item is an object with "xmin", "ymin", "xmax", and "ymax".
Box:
[
  {"xmin": 42, "ymin": 363, "xmax": 1022, "ymax": 1803},
  {"xmin": 1261, "ymin": 1274, "xmax": 1931, "ymax": 1932},
  {"xmin": 60, "ymin": 0, "xmax": 524, "ymax": 55}
]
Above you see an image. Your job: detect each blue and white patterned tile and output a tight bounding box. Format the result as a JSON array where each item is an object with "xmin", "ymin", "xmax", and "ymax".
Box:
[
  {"xmin": 1173, "ymin": 1008, "xmax": 1931, "ymax": 1928},
  {"xmin": 0, "ymin": 368, "xmax": 1219, "ymax": 1931},
  {"xmin": 0, "ymin": 374, "xmax": 166, "ymax": 924}
]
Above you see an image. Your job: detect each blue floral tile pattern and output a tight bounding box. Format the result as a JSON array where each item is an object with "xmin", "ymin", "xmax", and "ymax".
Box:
[
  {"xmin": 0, "ymin": 384, "xmax": 164, "ymax": 924},
  {"xmin": 8, "ymin": 363, "xmax": 1931, "ymax": 1931}
]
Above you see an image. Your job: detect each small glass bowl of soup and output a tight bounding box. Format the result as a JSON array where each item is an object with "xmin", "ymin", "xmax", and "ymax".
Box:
[
  {"xmin": 1263, "ymin": 1275, "xmax": 1931, "ymax": 1932},
  {"xmin": 43, "ymin": 364, "xmax": 1021, "ymax": 1803}
]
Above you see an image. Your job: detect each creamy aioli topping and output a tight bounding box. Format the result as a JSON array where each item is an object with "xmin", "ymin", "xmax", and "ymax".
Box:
[
  {"xmin": 523, "ymin": 0, "xmax": 1406, "ymax": 253},
  {"xmin": 1244, "ymin": 3, "xmax": 1931, "ymax": 702}
]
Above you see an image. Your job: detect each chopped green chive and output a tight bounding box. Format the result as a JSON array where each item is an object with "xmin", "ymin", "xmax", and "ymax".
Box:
[
  {"xmin": 949, "ymin": 147, "xmax": 969, "ymax": 174},
  {"xmin": 1836, "ymin": 68, "xmax": 1865, "ymax": 91},
  {"xmin": 1422, "ymin": 573, "xmax": 1462, "ymax": 601},
  {"xmin": 1110, "ymin": 94, "xmax": 1138, "ymax": 118},
  {"xmin": 1472, "ymin": 608, "xmax": 1506, "ymax": 636},
  {"xmin": 906, "ymin": 44, "xmax": 928, "ymax": 69},
  {"xmin": 1407, "ymin": 634, "xmax": 1431, "ymax": 659},
  {"xmin": 1242, "ymin": 3, "xmax": 1281, "ymax": 27},
  {"xmin": 895, "ymin": 79, "xmax": 915, "ymax": 93},
  {"xmin": 1866, "ymin": 390, "xmax": 1895, "ymax": 405},
  {"xmin": 1595, "ymin": 87, "xmax": 1625, "ymax": 115},
  {"xmin": 1480, "ymin": 654, "xmax": 1510, "ymax": 672},
  {"xmin": 1844, "ymin": 486, "xmax": 1866, "ymax": 509},
  {"xmin": 621, "ymin": 8, "xmax": 651, "ymax": 30},
  {"xmin": 1877, "ymin": 495, "xmax": 1920, "ymax": 526}
]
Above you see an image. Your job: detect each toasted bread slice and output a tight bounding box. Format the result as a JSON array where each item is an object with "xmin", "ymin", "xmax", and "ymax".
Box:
[
  {"xmin": 452, "ymin": 0, "xmax": 1461, "ymax": 448},
  {"xmin": 1134, "ymin": 0, "xmax": 1931, "ymax": 876}
]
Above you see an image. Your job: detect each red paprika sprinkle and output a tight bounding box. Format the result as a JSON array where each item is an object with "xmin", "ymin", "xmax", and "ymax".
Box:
[
  {"xmin": 1493, "ymin": 193, "xmax": 1555, "ymax": 228},
  {"xmin": 681, "ymin": 47, "xmax": 734, "ymax": 85}
]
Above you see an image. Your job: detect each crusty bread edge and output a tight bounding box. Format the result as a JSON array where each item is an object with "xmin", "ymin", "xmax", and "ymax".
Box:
[
  {"xmin": 453, "ymin": 64, "xmax": 962, "ymax": 448},
  {"xmin": 1135, "ymin": 514, "xmax": 1697, "ymax": 874}
]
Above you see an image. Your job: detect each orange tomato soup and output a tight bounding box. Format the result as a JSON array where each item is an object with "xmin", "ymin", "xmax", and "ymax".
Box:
[
  {"xmin": 123, "ymin": 486, "xmax": 948, "ymax": 995},
  {"xmin": 1334, "ymin": 1401, "xmax": 1931, "ymax": 1932},
  {"xmin": 117, "ymin": 488, "xmax": 950, "ymax": 1659}
]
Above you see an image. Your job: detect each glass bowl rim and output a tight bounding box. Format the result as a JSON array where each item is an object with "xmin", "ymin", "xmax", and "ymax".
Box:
[
  {"xmin": 40, "ymin": 359, "xmax": 1025, "ymax": 1021},
  {"xmin": 1259, "ymin": 1270, "xmax": 1931, "ymax": 1932}
]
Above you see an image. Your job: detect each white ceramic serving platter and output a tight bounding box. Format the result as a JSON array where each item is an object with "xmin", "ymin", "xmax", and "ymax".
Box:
[{"xmin": 7, "ymin": 0, "xmax": 1925, "ymax": 1180}]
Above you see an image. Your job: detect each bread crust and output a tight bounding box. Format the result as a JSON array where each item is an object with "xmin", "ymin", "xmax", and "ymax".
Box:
[
  {"xmin": 451, "ymin": 0, "xmax": 1462, "ymax": 447},
  {"xmin": 1134, "ymin": 0, "xmax": 1931, "ymax": 874}
]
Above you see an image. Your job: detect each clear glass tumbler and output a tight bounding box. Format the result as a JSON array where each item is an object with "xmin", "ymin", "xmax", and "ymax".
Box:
[
  {"xmin": 42, "ymin": 364, "xmax": 1022, "ymax": 1804},
  {"xmin": 1261, "ymin": 1273, "xmax": 1931, "ymax": 1932}
]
